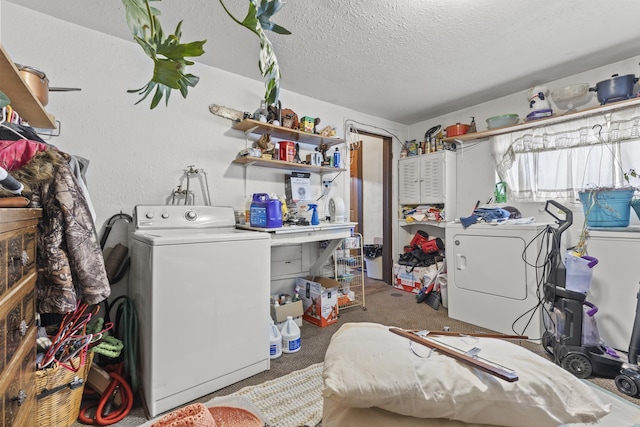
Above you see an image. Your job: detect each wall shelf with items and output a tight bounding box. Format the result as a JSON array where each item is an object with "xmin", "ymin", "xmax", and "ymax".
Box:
[
  {"xmin": 442, "ymin": 97, "xmax": 640, "ymax": 143},
  {"xmin": 233, "ymin": 119, "xmax": 345, "ymax": 146},
  {"xmin": 232, "ymin": 156, "xmax": 346, "ymax": 173},
  {"xmin": 0, "ymin": 45, "xmax": 56, "ymax": 129},
  {"xmin": 333, "ymin": 234, "xmax": 365, "ymax": 311}
]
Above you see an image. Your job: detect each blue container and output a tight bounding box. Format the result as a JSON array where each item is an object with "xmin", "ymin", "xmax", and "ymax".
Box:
[
  {"xmin": 250, "ymin": 193, "xmax": 282, "ymax": 228},
  {"xmin": 578, "ymin": 189, "xmax": 634, "ymax": 227}
]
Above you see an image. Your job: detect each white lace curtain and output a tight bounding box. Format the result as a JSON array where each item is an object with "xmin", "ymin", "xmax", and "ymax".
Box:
[{"xmin": 491, "ymin": 106, "xmax": 640, "ymax": 202}]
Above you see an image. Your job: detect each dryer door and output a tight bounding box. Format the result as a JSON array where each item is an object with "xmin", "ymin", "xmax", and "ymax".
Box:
[{"xmin": 451, "ymin": 234, "xmax": 528, "ymax": 300}]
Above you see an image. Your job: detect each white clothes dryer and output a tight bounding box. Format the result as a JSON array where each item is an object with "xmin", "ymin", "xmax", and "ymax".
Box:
[
  {"xmin": 445, "ymin": 222, "xmax": 550, "ymax": 340},
  {"xmin": 129, "ymin": 205, "xmax": 271, "ymax": 418}
]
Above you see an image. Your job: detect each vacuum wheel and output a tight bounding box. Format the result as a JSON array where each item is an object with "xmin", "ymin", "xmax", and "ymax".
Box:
[
  {"xmin": 541, "ymin": 331, "xmax": 554, "ymax": 356},
  {"xmin": 561, "ymin": 353, "xmax": 592, "ymax": 379},
  {"xmin": 615, "ymin": 373, "xmax": 640, "ymax": 397}
]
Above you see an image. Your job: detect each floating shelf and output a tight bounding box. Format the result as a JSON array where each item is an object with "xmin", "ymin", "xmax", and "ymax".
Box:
[
  {"xmin": 442, "ymin": 97, "xmax": 640, "ymax": 143},
  {"xmin": 233, "ymin": 119, "xmax": 345, "ymax": 146},
  {"xmin": 232, "ymin": 156, "xmax": 346, "ymax": 173},
  {"xmin": 0, "ymin": 44, "xmax": 56, "ymax": 129}
]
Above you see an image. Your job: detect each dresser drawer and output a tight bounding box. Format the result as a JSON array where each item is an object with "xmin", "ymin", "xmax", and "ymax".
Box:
[
  {"xmin": 0, "ymin": 277, "xmax": 36, "ymax": 374},
  {"xmin": 0, "ymin": 225, "xmax": 37, "ymax": 300},
  {"xmin": 0, "ymin": 328, "xmax": 36, "ymax": 427},
  {"xmin": 271, "ymin": 245, "xmax": 303, "ymax": 277},
  {"xmin": 271, "ymin": 245, "xmax": 302, "ymax": 262}
]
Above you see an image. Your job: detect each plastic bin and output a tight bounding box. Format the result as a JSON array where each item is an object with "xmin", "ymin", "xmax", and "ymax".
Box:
[
  {"xmin": 364, "ymin": 256, "xmax": 383, "ymax": 280},
  {"xmin": 364, "ymin": 243, "xmax": 383, "ymax": 280},
  {"xmin": 564, "ymin": 253, "xmax": 598, "ymax": 294}
]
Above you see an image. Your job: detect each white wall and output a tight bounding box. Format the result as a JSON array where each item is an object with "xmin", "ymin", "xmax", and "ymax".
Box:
[{"xmin": 1, "ymin": 3, "xmax": 408, "ymax": 250}]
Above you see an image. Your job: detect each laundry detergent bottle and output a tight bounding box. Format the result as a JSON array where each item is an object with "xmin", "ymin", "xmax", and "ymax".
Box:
[
  {"xmin": 269, "ymin": 319, "xmax": 282, "ymax": 359},
  {"xmin": 281, "ymin": 316, "xmax": 301, "ymax": 353}
]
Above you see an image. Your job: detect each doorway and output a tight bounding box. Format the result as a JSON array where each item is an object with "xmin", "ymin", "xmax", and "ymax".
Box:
[{"xmin": 349, "ymin": 131, "xmax": 393, "ymax": 284}]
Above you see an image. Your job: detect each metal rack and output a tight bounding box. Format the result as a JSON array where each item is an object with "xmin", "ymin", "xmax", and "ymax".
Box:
[{"xmin": 333, "ymin": 233, "xmax": 366, "ymax": 311}]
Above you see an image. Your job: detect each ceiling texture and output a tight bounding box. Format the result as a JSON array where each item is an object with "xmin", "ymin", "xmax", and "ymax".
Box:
[{"xmin": 6, "ymin": 0, "xmax": 640, "ymax": 125}]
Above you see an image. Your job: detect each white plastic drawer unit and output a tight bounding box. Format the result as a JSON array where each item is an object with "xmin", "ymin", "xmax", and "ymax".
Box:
[{"xmin": 271, "ymin": 244, "xmax": 303, "ymax": 278}]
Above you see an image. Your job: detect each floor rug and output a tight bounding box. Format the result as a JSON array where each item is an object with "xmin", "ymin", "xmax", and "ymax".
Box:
[{"xmin": 226, "ymin": 362, "xmax": 323, "ymax": 427}]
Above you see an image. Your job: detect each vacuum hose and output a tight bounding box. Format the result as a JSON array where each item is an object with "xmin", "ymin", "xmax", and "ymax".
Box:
[{"xmin": 0, "ymin": 166, "xmax": 24, "ymax": 194}]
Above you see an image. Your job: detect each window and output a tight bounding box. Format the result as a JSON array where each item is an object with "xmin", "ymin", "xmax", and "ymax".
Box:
[{"xmin": 491, "ymin": 107, "xmax": 640, "ymax": 202}]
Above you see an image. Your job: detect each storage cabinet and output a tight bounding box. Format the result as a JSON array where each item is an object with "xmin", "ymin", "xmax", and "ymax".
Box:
[
  {"xmin": 333, "ymin": 234, "xmax": 365, "ymax": 311},
  {"xmin": 0, "ymin": 208, "xmax": 41, "ymax": 427},
  {"xmin": 398, "ymin": 150, "xmax": 456, "ymax": 215},
  {"xmin": 231, "ymin": 119, "xmax": 346, "ymax": 173}
]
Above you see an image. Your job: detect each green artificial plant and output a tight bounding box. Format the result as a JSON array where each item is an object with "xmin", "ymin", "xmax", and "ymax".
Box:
[{"xmin": 122, "ymin": 0, "xmax": 290, "ymax": 109}]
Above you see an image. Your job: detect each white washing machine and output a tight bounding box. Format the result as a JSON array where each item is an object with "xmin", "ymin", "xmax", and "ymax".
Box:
[
  {"xmin": 582, "ymin": 227, "xmax": 640, "ymax": 351},
  {"xmin": 445, "ymin": 222, "xmax": 550, "ymax": 340},
  {"xmin": 129, "ymin": 205, "xmax": 271, "ymax": 418}
]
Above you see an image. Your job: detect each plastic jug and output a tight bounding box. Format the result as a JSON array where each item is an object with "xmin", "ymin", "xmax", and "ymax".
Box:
[
  {"xmin": 269, "ymin": 319, "xmax": 282, "ymax": 359},
  {"xmin": 250, "ymin": 193, "xmax": 282, "ymax": 228},
  {"xmin": 564, "ymin": 253, "xmax": 598, "ymax": 293},
  {"xmin": 281, "ymin": 316, "xmax": 301, "ymax": 353}
]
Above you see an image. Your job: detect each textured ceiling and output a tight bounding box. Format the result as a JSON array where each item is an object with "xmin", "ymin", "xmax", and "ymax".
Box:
[{"xmin": 6, "ymin": 0, "xmax": 640, "ymax": 124}]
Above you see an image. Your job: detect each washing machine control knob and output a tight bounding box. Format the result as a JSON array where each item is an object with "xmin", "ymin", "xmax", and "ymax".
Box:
[
  {"xmin": 161, "ymin": 212, "xmax": 170, "ymax": 219},
  {"xmin": 185, "ymin": 210, "xmax": 197, "ymax": 221},
  {"xmin": 145, "ymin": 212, "xmax": 155, "ymax": 219}
]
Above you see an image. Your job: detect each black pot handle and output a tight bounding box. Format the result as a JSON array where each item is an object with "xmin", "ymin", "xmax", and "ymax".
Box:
[{"xmin": 589, "ymin": 86, "xmax": 597, "ymax": 92}]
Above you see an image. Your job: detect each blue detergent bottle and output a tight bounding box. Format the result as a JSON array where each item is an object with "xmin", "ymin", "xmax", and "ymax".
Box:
[{"xmin": 308, "ymin": 203, "xmax": 319, "ymax": 225}]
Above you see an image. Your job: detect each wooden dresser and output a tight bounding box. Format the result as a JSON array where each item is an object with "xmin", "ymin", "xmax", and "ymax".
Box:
[{"xmin": 0, "ymin": 208, "xmax": 41, "ymax": 426}]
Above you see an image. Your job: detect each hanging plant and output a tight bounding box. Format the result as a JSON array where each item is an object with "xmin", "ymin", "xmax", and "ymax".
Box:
[
  {"xmin": 122, "ymin": 0, "xmax": 290, "ymax": 109},
  {"xmin": 218, "ymin": 0, "xmax": 291, "ymax": 104}
]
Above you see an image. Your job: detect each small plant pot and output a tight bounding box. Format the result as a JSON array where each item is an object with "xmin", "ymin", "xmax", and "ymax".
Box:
[{"xmin": 579, "ymin": 189, "xmax": 635, "ymax": 227}]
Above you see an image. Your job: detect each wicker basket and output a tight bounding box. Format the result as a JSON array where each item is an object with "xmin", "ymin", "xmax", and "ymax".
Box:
[{"xmin": 36, "ymin": 352, "xmax": 94, "ymax": 427}]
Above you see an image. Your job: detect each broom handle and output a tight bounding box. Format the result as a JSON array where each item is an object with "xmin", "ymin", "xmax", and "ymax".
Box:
[
  {"xmin": 407, "ymin": 329, "xmax": 528, "ymax": 340},
  {"xmin": 390, "ymin": 328, "xmax": 519, "ymax": 382}
]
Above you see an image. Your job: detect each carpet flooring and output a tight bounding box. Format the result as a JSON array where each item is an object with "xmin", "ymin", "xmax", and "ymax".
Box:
[{"xmin": 70, "ymin": 279, "xmax": 640, "ymax": 426}]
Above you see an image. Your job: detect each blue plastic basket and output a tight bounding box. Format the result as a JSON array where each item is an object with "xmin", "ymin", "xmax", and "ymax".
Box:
[{"xmin": 579, "ymin": 189, "xmax": 634, "ymax": 227}]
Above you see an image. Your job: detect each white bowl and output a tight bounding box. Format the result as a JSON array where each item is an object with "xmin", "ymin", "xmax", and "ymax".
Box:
[
  {"xmin": 486, "ymin": 114, "xmax": 519, "ymax": 129},
  {"xmin": 551, "ymin": 83, "xmax": 593, "ymax": 111}
]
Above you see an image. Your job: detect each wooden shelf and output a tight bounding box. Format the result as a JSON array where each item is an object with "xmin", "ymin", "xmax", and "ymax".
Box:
[
  {"xmin": 0, "ymin": 45, "xmax": 56, "ymax": 129},
  {"xmin": 232, "ymin": 156, "xmax": 346, "ymax": 173},
  {"xmin": 442, "ymin": 97, "xmax": 640, "ymax": 143},
  {"xmin": 233, "ymin": 119, "xmax": 345, "ymax": 146},
  {"xmin": 399, "ymin": 219, "xmax": 445, "ymax": 228}
]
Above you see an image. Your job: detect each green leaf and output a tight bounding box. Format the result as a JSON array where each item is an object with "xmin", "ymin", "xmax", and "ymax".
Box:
[
  {"xmin": 0, "ymin": 91, "xmax": 10, "ymax": 108},
  {"xmin": 255, "ymin": 0, "xmax": 291, "ymax": 35},
  {"xmin": 122, "ymin": 0, "xmax": 161, "ymax": 38},
  {"xmin": 123, "ymin": 0, "xmax": 206, "ymax": 109},
  {"xmin": 219, "ymin": 0, "xmax": 289, "ymax": 104}
]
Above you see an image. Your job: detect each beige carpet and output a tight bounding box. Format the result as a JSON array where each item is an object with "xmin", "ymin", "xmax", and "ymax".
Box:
[{"xmin": 71, "ymin": 279, "xmax": 640, "ymax": 426}]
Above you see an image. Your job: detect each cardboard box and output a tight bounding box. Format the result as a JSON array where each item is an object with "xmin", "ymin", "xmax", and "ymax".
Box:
[
  {"xmin": 295, "ymin": 276, "xmax": 339, "ymax": 327},
  {"xmin": 393, "ymin": 263, "xmax": 440, "ymax": 294},
  {"xmin": 285, "ymin": 172, "xmax": 311, "ymax": 204},
  {"xmin": 271, "ymin": 299, "xmax": 303, "ymax": 329}
]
